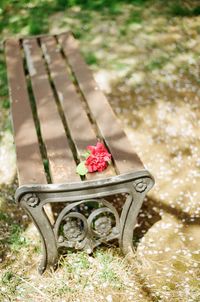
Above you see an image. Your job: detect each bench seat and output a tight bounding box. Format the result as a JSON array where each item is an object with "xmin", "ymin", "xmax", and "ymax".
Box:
[{"xmin": 5, "ymin": 32, "xmax": 154, "ymax": 273}]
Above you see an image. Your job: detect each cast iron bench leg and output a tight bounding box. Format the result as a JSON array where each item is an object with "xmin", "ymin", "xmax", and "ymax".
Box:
[
  {"xmin": 20, "ymin": 194, "xmax": 58, "ymax": 274},
  {"xmin": 18, "ymin": 173, "xmax": 153, "ymax": 273},
  {"xmin": 120, "ymin": 177, "xmax": 154, "ymax": 257}
]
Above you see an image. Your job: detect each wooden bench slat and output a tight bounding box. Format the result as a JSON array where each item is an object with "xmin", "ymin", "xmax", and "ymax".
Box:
[
  {"xmin": 5, "ymin": 39, "xmax": 47, "ymax": 185},
  {"xmin": 23, "ymin": 38, "xmax": 79, "ymax": 183},
  {"xmin": 58, "ymin": 33, "xmax": 144, "ymax": 174},
  {"xmin": 40, "ymin": 36, "xmax": 115, "ymax": 180}
]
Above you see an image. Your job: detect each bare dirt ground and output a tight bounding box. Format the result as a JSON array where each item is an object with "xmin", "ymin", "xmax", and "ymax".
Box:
[{"xmin": 0, "ymin": 1, "xmax": 200, "ymax": 301}]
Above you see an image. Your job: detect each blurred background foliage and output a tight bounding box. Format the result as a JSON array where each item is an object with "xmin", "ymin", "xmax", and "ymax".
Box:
[
  {"xmin": 1, "ymin": 0, "xmax": 200, "ymax": 103},
  {"xmin": 0, "ymin": 0, "xmax": 200, "ymax": 36}
]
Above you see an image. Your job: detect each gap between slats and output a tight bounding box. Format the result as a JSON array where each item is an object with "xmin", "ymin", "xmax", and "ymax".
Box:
[
  {"xmin": 56, "ymin": 33, "xmax": 120, "ymax": 174},
  {"xmin": 40, "ymin": 35, "xmax": 116, "ymax": 180},
  {"xmin": 37, "ymin": 37, "xmax": 82, "ymax": 179},
  {"xmin": 57, "ymin": 32, "xmax": 144, "ymax": 175},
  {"xmin": 5, "ymin": 38, "xmax": 47, "ymax": 185},
  {"xmin": 38, "ymin": 37, "xmax": 89, "ymax": 182},
  {"xmin": 20, "ymin": 39, "xmax": 52, "ymax": 184},
  {"xmin": 55, "ymin": 34, "xmax": 119, "ymax": 176},
  {"xmin": 22, "ymin": 38, "xmax": 80, "ymax": 183},
  {"xmin": 5, "ymin": 38, "xmax": 55, "ymax": 224}
]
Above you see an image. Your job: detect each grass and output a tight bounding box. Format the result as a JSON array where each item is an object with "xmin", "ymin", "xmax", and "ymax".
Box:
[
  {"xmin": 0, "ymin": 241, "xmax": 147, "ymax": 301},
  {"xmin": 0, "ymin": 208, "xmax": 28, "ymax": 256},
  {"xmin": 83, "ymin": 51, "xmax": 99, "ymax": 65},
  {"xmin": 145, "ymin": 56, "xmax": 170, "ymax": 71},
  {"xmin": 7, "ymin": 224, "xmax": 28, "ymax": 251},
  {"xmin": 0, "ymin": 56, "xmax": 8, "ymax": 99},
  {"xmin": 169, "ymin": 2, "xmax": 200, "ymax": 17},
  {"xmin": 126, "ymin": 10, "xmax": 143, "ymax": 24},
  {"xmin": 0, "ymin": 48, "xmax": 9, "ymax": 114},
  {"xmin": 1, "ymin": 0, "xmax": 200, "ymax": 301},
  {"xmin": 1, "ymin": 271, "xmax": 21, "ymax": 300}
]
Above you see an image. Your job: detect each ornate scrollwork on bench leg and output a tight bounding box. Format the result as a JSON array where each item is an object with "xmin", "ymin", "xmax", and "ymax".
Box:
[
  {"xmin": 20, "ymin": 193, "xmax": 58, "ymax": 274},
  {"xmin": 54, "ymin": 199, "xmax": 120, "ymax": 254},
  {"xmin": 17, "ymin": 172, "xmax": 154, "ymax": 273},
  {"xmin": 119, "ymin": 177, "xmax": 154, "ymax": 258}
]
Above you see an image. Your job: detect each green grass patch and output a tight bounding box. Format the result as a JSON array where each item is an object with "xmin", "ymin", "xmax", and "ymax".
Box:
[
  {"xmin": 55, "ymin": 0, "xmax": 70, "ymax": 9},
  {"xmin": 0, "ymin": 52, "xmax": 8, "ymax": 98},
  {"xmin": 7, "ymin": 224, "xmax": 28, "ymax": 251},
  {"xmin": 126, "ymin": 10, "xmax": 143, "ymax": 24},
  {"xmin": 0, "ymin": 210, "xmax": 28, "ymax": 251},
  {"xmin": 0, "ymin": 271, "xmax": 21, "ymax": 300},
  {"xmin": 128, "ymin": 0, "xmax": 147, "ymax": 5},
  {"xmin": 71, "ymin": 252, "xmax": 90, "ymax": 271},
  {"xmin": 0, "ymin": 211, "xmax": 10, "ymax": 222},
  {"xmin": 57, "ymin": 0, "xmax": 146, "ymax": 14},
  {"xmin": 62, "ymin": 251, "xmax": 90, "ymax": 275},
  {"xmin": 51, "ymin": 282, "xmax": 76, "ymax": 297},
  {"xmin": 95, "ymin": 250, "xmax": 123, "ymax": 288},
  {"xmin": 119, "ymin": 27, "xmax": 128, "ymax": 36},
  {"xmin": 112, "ymin": 62, "xmax": 129, "ymax": 70},
  {"xmin": 28, "ymin": 6, "xmax": 50, "ymax": 35},
  {"xmin": 99, "ymin": 266, "xmax": 119, "ymax": 282},
  {"xmin": 106, "ymin": 3, "xmax": 122, "ymax": 16},
  {"xmin": 83, "ymin": 51, "xmax": 99, "ymax": 66},
  {"xmin": 145, "ymin": 56, "xmax": 169, "ymax": 71},
  {"xmin": 2, "ymin": 117, "xmax": 12, "ymax": 132},
  {"xmin": 0, "ymin": 1, "xmax": 65, "ymax": 36},
  {"xmin": 2, "ymin": 99, "xmax": 10, "ymax": 109},
  {"xmin": 169, "ymin": 3, "xmax": 200, "ymax": 17}
]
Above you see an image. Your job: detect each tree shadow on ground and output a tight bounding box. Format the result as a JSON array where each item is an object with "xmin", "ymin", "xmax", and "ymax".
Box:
[{"xmin": 134, "ymin": 195, "xmax": 200, "ymax": 246}]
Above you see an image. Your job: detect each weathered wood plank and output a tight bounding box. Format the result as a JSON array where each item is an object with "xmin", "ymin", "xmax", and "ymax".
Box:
[
  {"xmin": 5, "ymin": 38, "xmax": 47, "ymax": 185},
  {"xmin": 23, "ymin": 38, "xmax": 79, "ymax": 183},
  {"xmin": 40, "ymin": 36, "xmax": 115, "ymax": 180},
  {"xmin": 58, "ymin": 33, "xmax": 144, "ymax": 174}
]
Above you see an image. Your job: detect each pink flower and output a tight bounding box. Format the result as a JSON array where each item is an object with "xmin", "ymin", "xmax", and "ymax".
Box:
[{"xmin": 85, "ymin": 142, "xmax": 111, "ymax": 173}]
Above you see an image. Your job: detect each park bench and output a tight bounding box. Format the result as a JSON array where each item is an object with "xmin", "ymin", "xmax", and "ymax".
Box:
[{"xmin": 4, "ymin": 32, "xmax": 154, "ymax": 274}]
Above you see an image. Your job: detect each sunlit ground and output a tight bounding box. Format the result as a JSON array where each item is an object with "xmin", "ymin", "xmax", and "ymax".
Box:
[{"xmin": 0, "ymin": 1, "xmax": 200, "ymax": 301}]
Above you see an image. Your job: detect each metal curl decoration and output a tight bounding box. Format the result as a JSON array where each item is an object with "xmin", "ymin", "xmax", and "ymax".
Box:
[
  {"xmin": 23, "ymin": 193, "xmax": 40, "ymax": 207},
  {"xmin": 54, "ymin": 199, "xmax": 120, "ymax": 252},
  {"xmin": 87, "ymin": 207, "xmax": 119, "ymax": 239},
  {"xmin": 134, "ymin": 179, "xmax": 147, "ymax": 193},
  {"xmin": 61, "ymin": 212, "xmax": 88, "ymax": 242}
]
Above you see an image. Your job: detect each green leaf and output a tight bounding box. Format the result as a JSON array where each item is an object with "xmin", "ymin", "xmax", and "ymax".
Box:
[
  {"xmin": 81, "ymin": 150, "xmax": 91, "ymax": 159},
  {"xmin": 76, "ymin": 162, "xmax": 88, "ymax": 176}
]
